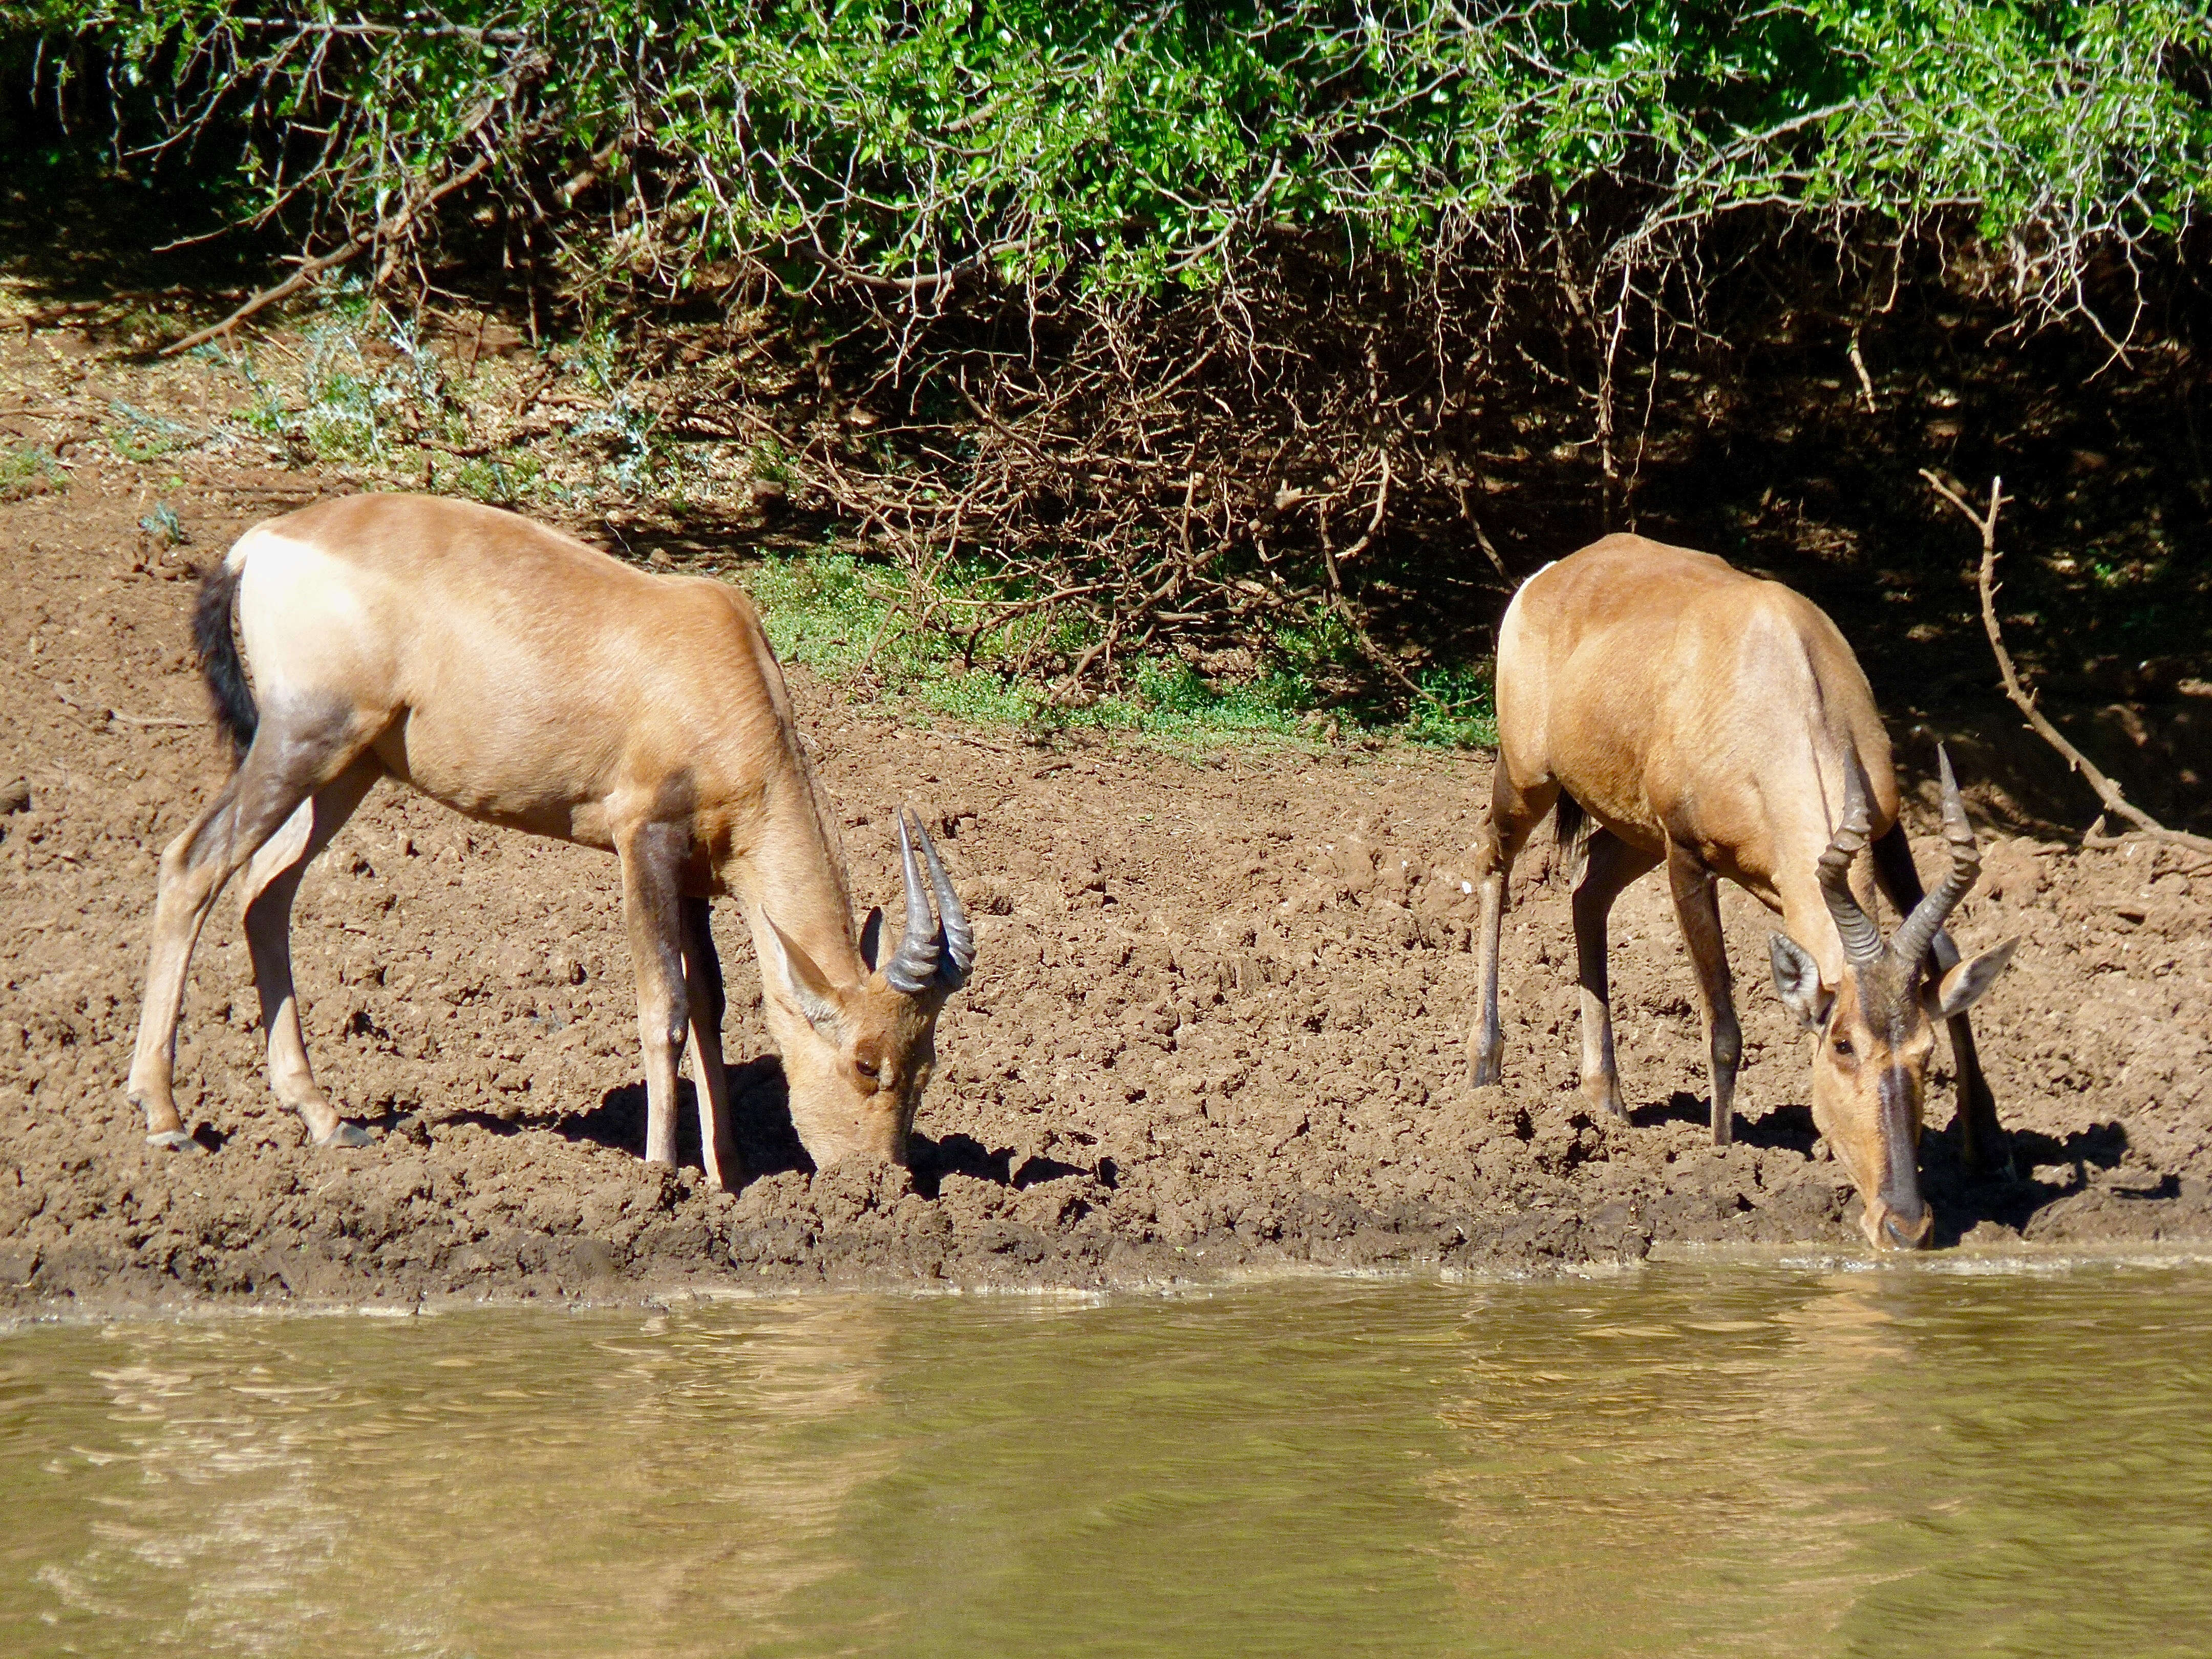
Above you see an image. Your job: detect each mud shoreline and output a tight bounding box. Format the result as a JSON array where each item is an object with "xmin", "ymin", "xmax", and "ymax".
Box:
[
  {"xmin": 5, "ymin": 446, "xmax": 2210, "ymax": 1316},
  {"xmin": 12, "ymin": 1239, "xmax": 2212, "ymax": 1331}
]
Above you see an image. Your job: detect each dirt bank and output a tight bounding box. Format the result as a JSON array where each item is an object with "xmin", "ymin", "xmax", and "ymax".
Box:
[{"xmin": 4, "ymin": 392, "xmax": 2210, "ymax": 1312}]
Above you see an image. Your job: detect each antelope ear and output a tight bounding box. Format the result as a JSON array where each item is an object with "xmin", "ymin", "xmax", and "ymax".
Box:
[
  {"xmin": 1768, "ymin": 933, "xmax": 1834, "ymax": 1030},
  {"xmin": 763, "ymin": 913, "xmax": 844, "ymax": 1036},
  {"xmin": 1928, "ymin": 937, "xmax": 2018, "ymax": 1018},
  {"xmin": 858, "ymin": 906, "xmax": 884, "ymax": 973}
]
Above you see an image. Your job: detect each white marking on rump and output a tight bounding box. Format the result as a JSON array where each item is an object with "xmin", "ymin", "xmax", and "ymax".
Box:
[
  {"xmin": 1492, "ymin": 573, "xmax": 1548, "ymax": 776},
  {"xmin": 232, "ymin": 528, "xmax": 385, "ymax": 707}
]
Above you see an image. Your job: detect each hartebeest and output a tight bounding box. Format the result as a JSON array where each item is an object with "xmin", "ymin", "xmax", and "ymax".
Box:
[
  {"xmin": 1467, "ymin": 535, "xmax": 2017, "ymax": 1249},
  {"xmin": 127, "ymin": 493, "xmax": 973, "ymax": 1185}
]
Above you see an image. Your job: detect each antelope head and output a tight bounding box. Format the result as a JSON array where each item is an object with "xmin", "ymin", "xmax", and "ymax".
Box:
[
  {"xmin": 760, "ymin": 808, "xmax": 975, "ymax": 1168},
  {"xmin": 1767, "ymin": 751, "xmax": 2018, "ymax": 1250}
]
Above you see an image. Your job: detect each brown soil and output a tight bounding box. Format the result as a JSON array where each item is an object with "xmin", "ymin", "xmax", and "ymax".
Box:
[{"xmin": 4, "ymin": 362, "xmax": 2211, "ymax": 1312}]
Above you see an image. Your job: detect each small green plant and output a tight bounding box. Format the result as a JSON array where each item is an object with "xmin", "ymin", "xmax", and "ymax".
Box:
[
  {"xmin": 0, "ymin": 445, "xmax": 64, "ymax": 500},
  {"xmin": 749, "ymin": 437, "xmax": 795, "ymax": 486},
  {"xmin": 106, "ymin": 401, "xmax": 203, "ymax": 462},
  {"xmin": 572, "ymin": 397, "xmax": 657, "ymax": 494},
  {"xmin": 190, "ymin": 342, "xmax": 292, "ymax": 441},
  {"xmin": 446, "ymin": 452, "xmax": 544, "ymax": 505},
  {"xmin": 1401, "ymin": 662, "xmax": 1498, "ymax": 749},
  {"xmin": 139, "ymin": 502, "xmax": 186, "ymax": 546},
  {"xmin": 211, "ymin": 292, "xmax": 462, "ymax": 464},
  {"xmin": 294, "ymin": 324, "xmax": 386, "ymax": 460}
]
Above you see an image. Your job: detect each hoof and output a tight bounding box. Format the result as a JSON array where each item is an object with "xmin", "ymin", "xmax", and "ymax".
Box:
[
  {"xmin": 1583, "ymin": 1090, "xmax": 1632, "ymax": 1125},
  {"xmin": 145, "ymin": 1129, "xmax": 203, "ymax": 1152},
  {"xmin": 313, "ymin": 1122, "xmax": 374, "ymax": 1150}
]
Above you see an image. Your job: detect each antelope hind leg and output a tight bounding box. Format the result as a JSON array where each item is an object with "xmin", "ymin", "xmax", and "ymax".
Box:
[
  {"xmin": 126, "ymin": 732, "xmax": 354, "ymax": 1147},
  {"xmin": 127, "ymin": 787, "xmax": 241, "ymax": 1147},
  {"xmin": 1666, "ymin": 841, "xmax": 1743, "ymax": 1145},
  {"xmin": 238, "ymin": 756, "xmax": 383, "ymax": 1148},
  {"xmin": 1571, "ymin": 830, "xmax": 1662, "ymax": 1122},
  {"xmin": 1467, "ymin": 771, "xmax": 1558, "ymax": 1088}
]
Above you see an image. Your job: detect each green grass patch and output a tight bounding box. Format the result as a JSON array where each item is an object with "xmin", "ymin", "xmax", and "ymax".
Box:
[
  {"xmin": 1400, "ymin": 661, "xmax": 1499, "ymax": 749},
  {"xmin": 104, "ymin": 401, "xmax": 204, "ymax": 462},
  {"xmin": 741, "ymin": 550, "xmax": 1495, "ymax": 751},
  {"xmin": 444, "ymin": 451, "xmax": 545, "ymax": 505},
  {"xmin": 0, "ymin": 445, "xmax": 66, "ymax": 501}
]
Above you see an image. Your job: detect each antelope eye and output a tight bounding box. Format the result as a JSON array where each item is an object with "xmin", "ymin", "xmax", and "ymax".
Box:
[{"xmin": 854, "ymin": 1056, "xmax": 880, "ymax": 1079}]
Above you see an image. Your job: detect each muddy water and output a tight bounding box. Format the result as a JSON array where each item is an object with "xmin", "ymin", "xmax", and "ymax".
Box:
[{"xmin": 3, "ymin": 1263, "xmax": 2207, "ymax": 1658}]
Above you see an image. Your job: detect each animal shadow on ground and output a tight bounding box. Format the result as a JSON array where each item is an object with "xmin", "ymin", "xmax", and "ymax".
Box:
[
  {"xmin": 1632, "ymin": 1089, "xmax": 2136, "ymax": 1248},
  {"xmin": 901, "ymin": 1135, "xmax": 1092, "ymax": 1199},
  {"xmin": 1632, "ymin": 1092, "xmax": 1823, "ymax": 1155},
  {"xmin": 537, "ymin": 1060, "xmax": 1088, "ymax": 1199},
  {"xmin": 1921, "ymin": 1117, "xmax": 2129, "ymax": 1245},
  {"xmin": 548, "ymin": 1056, "xmax": 814, "ymax": 1179},
  {"xmin": 401, "ymin": 1046, "xmax": 1097, "ymax": 1200}
]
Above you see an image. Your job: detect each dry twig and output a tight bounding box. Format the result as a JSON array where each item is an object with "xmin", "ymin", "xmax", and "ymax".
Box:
[
  {"xmin": 51, "ymin": 685, "xmax": 204, "ymax": 730},
  {"xmin": 160, "ymin": 153, "xmax": 495, "ymax": 357},
  {"xmin": 1924, "ymin": 469, "xmax": 2212, "ymax": 856}
]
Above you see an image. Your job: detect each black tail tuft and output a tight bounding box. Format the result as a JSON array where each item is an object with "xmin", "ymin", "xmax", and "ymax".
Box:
[
  {"xmin": 1552, "ymin": 791, "xmax": 1590, "ymax": 889},
  {"xmin": 192, "ymin": 560, "xmax": 257, "ymax": 763}
]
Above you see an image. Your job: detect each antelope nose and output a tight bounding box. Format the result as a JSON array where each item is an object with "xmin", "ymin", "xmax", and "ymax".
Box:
[{"xmin": 1882, "ymin": 1207, "xmax": 1933, "ymax": 1250}]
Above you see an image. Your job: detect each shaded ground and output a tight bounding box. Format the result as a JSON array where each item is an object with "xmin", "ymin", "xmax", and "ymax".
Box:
[{"xmin": 3, "ymin": 336, "xmax": 2210, "ymax": 1311}]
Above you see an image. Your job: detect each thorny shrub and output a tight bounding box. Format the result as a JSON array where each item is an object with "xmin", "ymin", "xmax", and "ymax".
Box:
[{"xmin": 11, "ymin": 1, "xmax": 2211, "ymax": 706}]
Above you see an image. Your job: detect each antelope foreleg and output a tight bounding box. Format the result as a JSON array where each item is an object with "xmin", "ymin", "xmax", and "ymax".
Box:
[
  {"xmin": 1667, "ymin": 841, "xmax": 1742, "ymax": 1145},
  {"xmin": 618, "ymin": 822, "xmax": 691, "ymax": 1169},
  {"xmin": 1932, "ymin": 982, "xmax": 2009, "ymax": 1178},
  {"xmin": 682, "ymin": 896, "xmax": 738, "ymax": 1191}
]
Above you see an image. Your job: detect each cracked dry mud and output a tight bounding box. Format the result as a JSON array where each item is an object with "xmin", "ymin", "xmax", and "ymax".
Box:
[{"xmin": 4, "ymin": 467, "xmax": 2210, "ymax": 1312}]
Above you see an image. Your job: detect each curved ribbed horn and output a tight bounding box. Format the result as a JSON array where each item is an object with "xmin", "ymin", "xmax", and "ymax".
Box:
[
  {"xmin": 1890, "ymin": 745, "xmax": 1980, "ymax": 977},
  {"xmin": 909, "ymin": 812, "xmax": 974, "ymax": 991},
  {"xmin": 880, "ymin": 808, "xmax": 941, "ymax": 995},
  {"xmin": 1820, "ymin": 761, "xmax": 1885, "ymax": 967}
]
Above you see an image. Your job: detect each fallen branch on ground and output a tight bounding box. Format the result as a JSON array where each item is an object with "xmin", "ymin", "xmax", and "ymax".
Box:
[{"xmin": 51, "ymin": 685, "xmax": 205, "ymax": 730}]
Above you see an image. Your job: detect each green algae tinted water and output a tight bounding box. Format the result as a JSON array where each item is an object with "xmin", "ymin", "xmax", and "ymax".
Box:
[{"xmin": 3, "ymin": 1262, "xmax": 2208, "ymax": 1658}]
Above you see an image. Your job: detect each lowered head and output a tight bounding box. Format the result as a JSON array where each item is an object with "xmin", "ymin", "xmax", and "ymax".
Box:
[
  {"xmin": 759, "ymin": 807, "xmax": 975, "ymax": 1167},
  {"xmin": 1767, "ymin": 750, "xmax": 2017, "ymax": 1250}
]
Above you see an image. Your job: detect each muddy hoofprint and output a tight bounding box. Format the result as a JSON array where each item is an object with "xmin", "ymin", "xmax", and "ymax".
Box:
[{"xmin": 4, "ymin": 481, "xmax": 2210, "ymax": 1307}]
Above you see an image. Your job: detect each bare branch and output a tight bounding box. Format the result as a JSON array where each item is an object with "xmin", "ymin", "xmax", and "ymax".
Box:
[
  {"xmin": 159, "ymin": 152, "xmax": 494, "ymax": 357},
  {"xmin": 1924, "ymin": 469, "xmax": 2212, "ymax": 856}
]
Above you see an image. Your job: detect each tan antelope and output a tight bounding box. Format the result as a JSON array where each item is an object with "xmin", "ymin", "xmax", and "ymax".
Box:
[
  {"xmin": 127, "ymin": 493, "xmax": 973, "ymax": 1185},
  {"xmin": 1467, "ymin": 535, "xmax": 2018, "ymax": 1249}
]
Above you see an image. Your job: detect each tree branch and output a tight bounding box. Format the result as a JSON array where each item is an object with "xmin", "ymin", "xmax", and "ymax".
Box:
[
  {"xmin": 159, "ymin": 152, "xmax": 494, "ymax": 358},
  {"xmin": 1923, "ymin": 469, "xmax": 2212, "ymax": 856}
]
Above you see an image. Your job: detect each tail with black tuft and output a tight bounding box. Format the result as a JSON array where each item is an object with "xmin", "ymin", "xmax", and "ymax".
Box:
[
  {"xmin": 193, "ymin": 559, "xmax": 257, "ymax": 763},
  {"xmin": 1552, "ymin": 791, "xmax": 1591, "ymax": 889}
]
